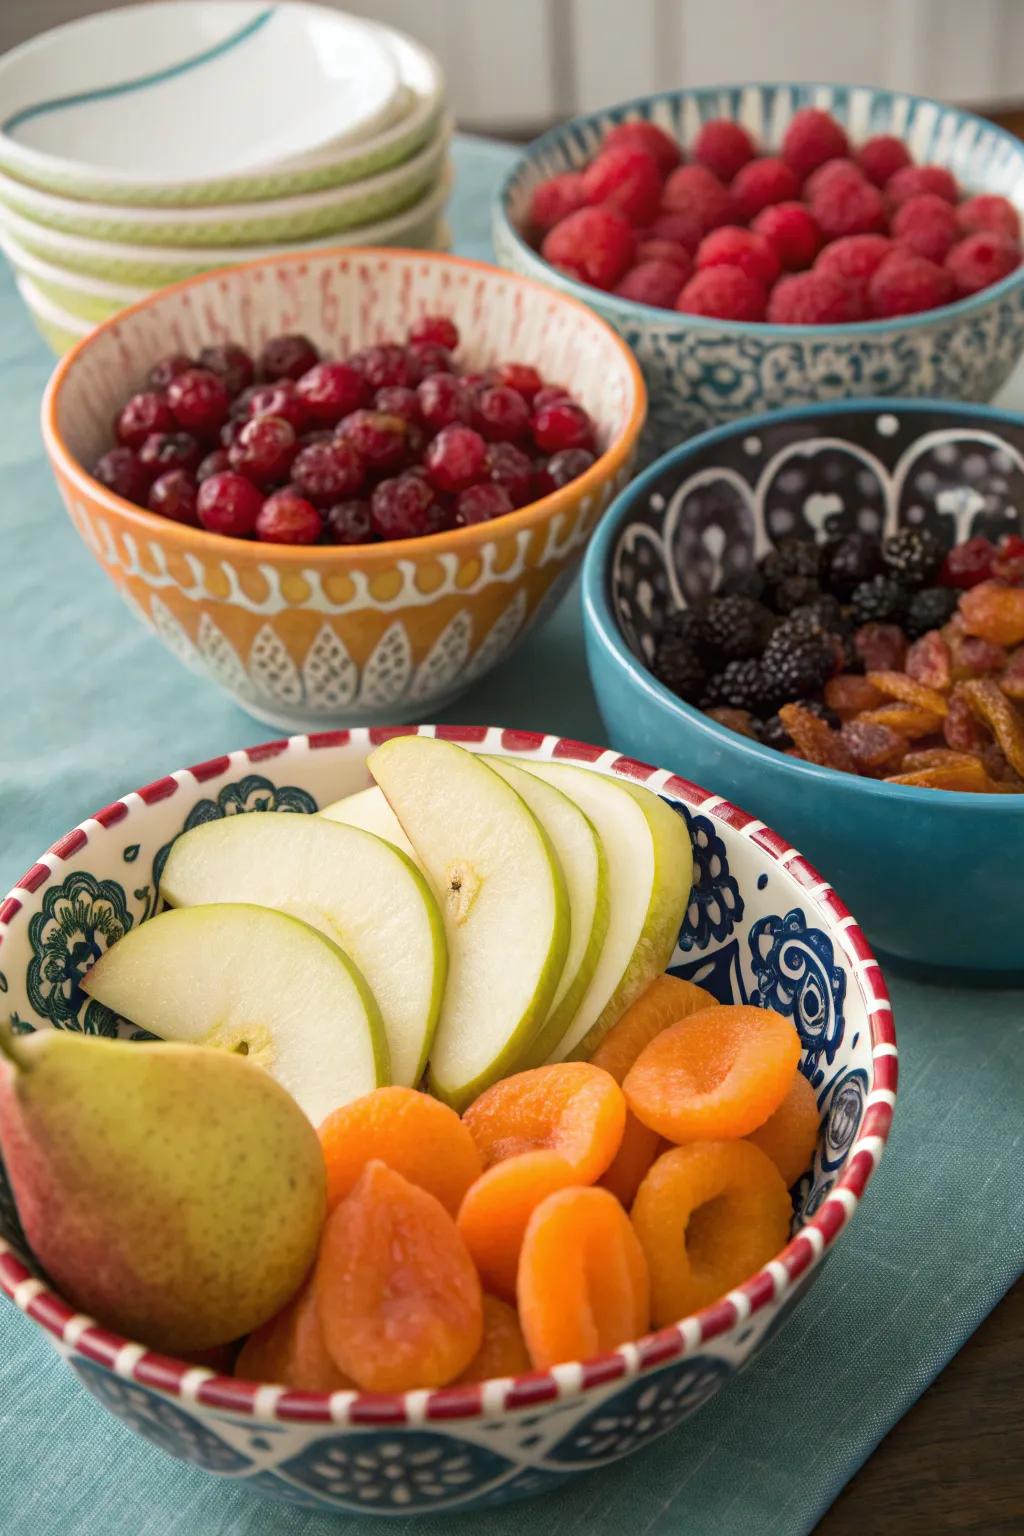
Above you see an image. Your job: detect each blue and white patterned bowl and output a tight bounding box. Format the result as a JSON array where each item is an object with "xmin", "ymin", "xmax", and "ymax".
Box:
[
  {"xmin": 493, "ymin": 83, "xmax": 1024, "ymax": 455},
  {"xmin": 582, "ymin": 398, "xmax": 1024, "ymax": 973},
  {"xmin": 0, "ymin": 726, "xmax": 895, "ymax": 1517}
]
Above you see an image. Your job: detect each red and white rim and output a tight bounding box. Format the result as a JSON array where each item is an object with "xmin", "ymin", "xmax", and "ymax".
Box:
[{"xmin": 0, "ymin": 726, "xmax": 897, "ymax": 1424}]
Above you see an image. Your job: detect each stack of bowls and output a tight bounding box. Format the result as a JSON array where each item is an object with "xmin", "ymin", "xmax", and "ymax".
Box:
[{"xmin": 0, "ymin": 1, "xmax": 451, "ymax": 350}]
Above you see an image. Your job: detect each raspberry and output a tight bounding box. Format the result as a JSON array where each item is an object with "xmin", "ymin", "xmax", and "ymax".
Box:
[
  {"xmin": 424, "ymin": 424, "xmax": 488, "ymax": 492},
  {"xmin": 115, "ymin": 391, "xmax": 175, "ymax": 450},
  {"xmin": 492, "ymin": 362, "xmax": 543, "ymax": 399},
  {"xmin": 417, "ymin": 372, "xmax": 473, "ymax": 432},
  {"xmin": 296, "ymin": 361, "xmax": 368, "ymax": 425},
  {"xmin": 891, "ymin": 193, "xmax": 958, "ymax": 263},
  {"xmin": 613, "ymin": 258, "xmax": 688, "ymax": 307},
  {"xmin": 352, "ymin": 343, "xmax": 411, "ymax": 391},
  {"xmin": 474, "ymin": 385, "xmax": 530, "ymax": 441},
  {"xmin": 869, "ymin": 251, "xmax": 955, "ymax": 316},
  {"xmin": 408, "ymin": 315, "xmax": 459, "ymax": 351},
  {"xmin": 730, "ymin": 157, "xmax": 800, "ymax": 221},
  {"xmin": 246, "ymin": 380, "xmax": 307, "ymax": 434},
  {"xmin": 138, "ymin": 430, "xmax": 202, "ymax": 477},
  {"xmin": 856, "ymin": 134, "xmax": 912, "ymax": 187},
  {"xmin": 541, "ymin": 206, "xmax": 636, "ymax": 289},
  {"xmin": 886, "ymin": 164, "xmax": 958, "ymax": 209},
  {"xmin": 956, "ymin": 194, "xmax": 1021, "ymax": 243},
  {"xmin": 374, "ymin": 385, "xmax": 421, "ymax": 423},
  {"xmin": 371, "ymin": 474, "xmax": 439, "ymax": 539},
  {"xmin": 850, "ymin": 574, "xmax": 907, "ymax": 624},
  {"xmin": 337, "ymin": 410, "xmax": 410, "ymax": 471},
  {"xmin": 167, "ymin": 367, "xmax": 230, "ymax": 437},
  {"xmin": 781, "ymin": 108, "xmax": 849, "ymax": 180},
  {"xmin": 661, "ymin": 165, "xmax": 734, "ymax": 232},
  {"xmin": 804, "ymin": 158, "xmax": 864, "ymax": 201},
  {"xmin": 196, "ymin": 471, "xmax": 264, "ymax": 537},
  {"xmin": 603, "ymin": 120, "xmax": 681, "ymax": 177},
  {"xmin": 905, "ymin": 586, "xmax": 959, "ymax": 639},
  {"xmin": 939, "ymin": 535, "xmax": 996, "ymax": 589},
  {"xmin": 323, "ymin": 499, "xmax": 372, "ymax": 545},
  {"xmin": 696, "ymin": 226, "xmax": 781, "ymax": 287},
  {"xmin": 675, "ymin": 265, "xmax": 766, "ymax": 321},
  {"xmin": 255, "ymin": 488, "xmax": 322, "ymax": 544},
  {"xmin": 228, "ymin": 415, "xmax": 297, "ymax": 486},
  {"xmin": 811, "ymin": 176, "xmax": 886, "ymax": 239},
  {"xmin": 815, "ymin": 234, "xmax": 893, "ymax": 304},
  {"xmin": 653, "ymin": 631, "xmax": 706, "ymax": 704},
  {"xmin": 454, "ymin": 482, "xmax": 514, "ymax": 526},
  {"xmin": 198, "ymin": 343, "xmax": 254, "ymax": 396},
  {"xmin": 647, "ymin": 209, "xmax": 704, "ymax": 251},
  {"xmin": 147, "ymin": 469, "xmax": 199, "ymax": 526},
  {"xmin": 486, "ymin": 441, "xmax": 535, "ymax": 505},
  {"xmin": 93, "ymin": 446, "xmax": 151, "ymax": 503},
  {"xmin": 945, "ymin": 233, "xmax": 1021, "ymax": 296},
  {"xmin": 259, "ymin": 334, "xmax": 319, "ymax": 382},
  {"xmin": 699, "ymin": 594, "xmax": 776, "ymax": 661},
  {"xmin": 881, "ymin": 526, "xmax": 943, "ymax": 588},
  {"xmin": 751, "ymin": 202, "xmax": 822, "ymax": 270},
  {"xmin": 704, "ymin": 657, "xmax": 774, "ymax": 713},
  {"xmin": 147, "ymin": 353, "xmax": 194, "ymax": 391},
  {"xmin": 691, "ymin": 118, "xmax": 757, "ymax": 182},
  {"xmin": 767, "ymin": 271, "xmax": 863, "ymax": 324},
  {"xmin": 532, "ymin": 399, "xmax": 594, "ymax": 452},
  {"xmin": 529, "ymin": 172, "xmax": 588, "ymax": 233},
  {"xmin": 823, "ymin": 530, "xmax": 883, "ymax": 596},
  {"xmin": 636, "ymin": 238, "xmax": 694, "ymax": 274},
  {"xmin": 582, "ymin": 145, "xmax": 663, "ymax": 224},
  {"xmin": 291, "ymin": 437, "xmax": 365, "ymax": 505}
]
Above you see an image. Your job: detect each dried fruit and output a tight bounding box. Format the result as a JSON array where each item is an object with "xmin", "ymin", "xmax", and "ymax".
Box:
[
  {"xmin": 961, "ymin": 679, "xmax": 1024, "ymax": 776},
  {"xmin": 779, "ymin": 703, "xmax": 854, "ymax": 770},
  {"xmin": 865, "ymin": 670, "xmax": 949, "ymax": 717},
  {"xmin": 959, "ymin": 580, "xmax": 1024, "ymax": 647},
  {"xmin": 840, "ymin": 719, "xmax": 906, "ymax": 772}
]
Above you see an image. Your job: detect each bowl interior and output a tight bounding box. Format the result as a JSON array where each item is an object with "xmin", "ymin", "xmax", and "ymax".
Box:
[{"xmin": 609, "ymin": 401, "xmax": 1024, "ymax": 668}]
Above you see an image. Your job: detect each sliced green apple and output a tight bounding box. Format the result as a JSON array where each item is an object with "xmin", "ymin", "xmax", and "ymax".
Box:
[
  {"xmin": 158, "ymin": 814, "xmax": 445, "ymax": 1087},
  {"xmin": 320, "ymin": 785, "xmax": 420, "ymax": 866},
  {"xmin": 511, "ymin": 760, "xmax": 692, "ymax": 1061},
  {"xmin": 482, "ymin": 754, "xmax": 609, "ymax": 1066},
  {"xmin": 368, "ymin": 736, "xmax": 570, "ymax": 1109},
  {"xmin": 83, "ymin": 903, "xmax": 388, "ymax": 1124}
]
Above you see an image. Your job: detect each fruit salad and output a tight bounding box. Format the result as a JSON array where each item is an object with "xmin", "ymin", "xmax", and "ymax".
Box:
[
  {"xmin": 0, "ymin": 741, "xmax": 821, "ymax": 1391},
  {"xmin": 652, "ymin": 528, "xmax": 1024, "ymax": 791},
  {"xmin": 526, "ymin": 108, "xmax": 1021, "ymax": 322},
  {"xmin": 92, "ymin": 317, "xmax": 599, "ymax": 544}
]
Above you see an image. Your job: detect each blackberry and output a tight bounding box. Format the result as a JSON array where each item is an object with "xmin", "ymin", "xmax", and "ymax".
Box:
[
  {"xmin": 823, "ymin": 530, "xmax": 882, "ymax": 597},
  {"xmin": 761, "ymin": 623, "xmax": 836, "ymax": 701},
  {"xmin": 790, "ymin": 594, "xmax": 847, "ymax": 634},
  {"xmin": 904, "ymin": 585, "xmax": 959, "ymax": 639},
  {"xmin": 699, "ymin": 594, "xmax": 776, "ymax": 661},
  {"xmin": 760, "ymin": 537, "xmax": 822, "ymax": 586},
  {"xmin": 760, "ymin": 699, "xmax": 841, "ymax": 751},
  {"xmin": 660, "ymin": 605, "xmax": 709, "ymax": 653},
  {"xmin": 703, "ymin": 657, "xmax": 774, "ymax": 715},
  {"xmin": 716, "ymin": 566, "xmax": 766, "ymax": 602},
  {"xmin": 653, "ymin": 631, "xmax": 706, "ymax": 704},
  {"xmin": 850, "ymin": 573, "xmax": 908, "ymax": 625},
  {"xmin": 773, "ymin": 573, "xmax": 822, "ymax": 614},
  {"xmin": 882, "ymin": 526, "xmax": 943, "ymax": 590}
]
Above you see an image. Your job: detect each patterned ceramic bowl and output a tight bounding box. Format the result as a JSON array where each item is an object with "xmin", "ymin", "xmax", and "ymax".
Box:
[
  {"xmin": 493, "ymin": 83, "xmax": 1024, "ymax": 455},
  {"xmin": 581, "ymin": 398, "xmax": 1024, "ymax": 972},
  {"xmin": 15, "ymin": 271, "xmax": 91, "ymax": 355},
  {"xmin": 0, "ymin": 725, "xmax": 896, "ymax": 1517},
  {"xmin": 1, "ymin": 229, "xmax": 147, "ymax": 324},
  {"xmin": 41, "ymin": 248, "xmax": 645, "ymax": 729}
]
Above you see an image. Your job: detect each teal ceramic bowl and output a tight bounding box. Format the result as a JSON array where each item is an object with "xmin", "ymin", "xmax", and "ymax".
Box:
[{"xmin": 582, "ymin": 398, "xmax": 1024, "ymax": 973}]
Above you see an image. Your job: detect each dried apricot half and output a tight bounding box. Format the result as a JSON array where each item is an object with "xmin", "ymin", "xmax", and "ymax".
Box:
[
  {"xmin": 746, "ymin": 1070, "xmax": 819, "ymax": 1187},
  {"xmin": 463, "ymin": 1062, "xmax": 625, "ymax": 1183},
  {"xmin": 457, "ymin": 1295, "xmax": 531, "ymax": 1383},
  {"xmin": 456, "ymin": 1150, "xmax": 576, "ymax": 1301},
  {"xmin": 319, "ymin": 1086, "xmax": 482, "ymax": 1217},
  {"xmin": 235, "ymin": 1275, "xmax": 354, "ymax": 1392}
]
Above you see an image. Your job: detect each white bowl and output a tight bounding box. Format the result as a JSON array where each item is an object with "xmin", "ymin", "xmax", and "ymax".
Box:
[
  {"xmin": 1, "ymin": 229, "xmax": 146, "ymax": 323},
  {"xmin": 15, "ymin": 271, "xmax": 91, "ymax": 353},
  {"xmin": 0, "ymin": 1, "xmax": 401, "ymax": 196}
]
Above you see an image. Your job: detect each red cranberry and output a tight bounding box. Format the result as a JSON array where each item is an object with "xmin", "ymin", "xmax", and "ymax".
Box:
[
  {"xmin": 374, "ymin": 385, "xmax": 421, "ymax": 423},
  {"xmin": 336, "ymin": 410, "xmax": 410, "ymax": 471},
  {"xmin": 115, "ymin": 391, "xmax": 175, "ymax": 450},
  {"xmin": 407, "ymin": 341, "xmax": 455, "ymax": 381},
  {"xmin": 138, "ymin": 431, "xmax": 202, "ymax": 476},
  {"xmin": 543, "ymin": 447, "xmax": 596, "ymax": 489},
  {"xmin": 167, "ymin": 367, "xmax": 230, "ymax": 437},
  {"xmin": 198, "ymin": 343, "xmax": 255, "ymax": 396},
  {"xmin": 291, "ymin": 437, "xmax": 365, "ymax": 505},
  {"xmin": 408, "ymin": 314, "xmax": 460, "ymax": 350},
  {"xmin": 296, "ymin": 360, "xmax": 368, "ymax": 425},
  {"xmin": 259, "ymin": 333, "xmax": 319, "ymax": 382},
  {"xmin": 417, "ymin": 372, "xmax": 473, "ymax": 432},
  {"xmin": 532, "ymin": 384, "xmax": 571, "ymax": 412},
  {"xmin": 455, "ymin": 482, "xmax": 514, "ymax": 526},
  {"xmin": 197, "ymin": 448, "xmax": 230, "ymax": 482},
  {"xmin": 93, "ymin": 446, "xmax": 151, "ymax": 503},
  {"xmin": 245, "ymin": 380, "xmax": 307, "ymax": 434},
  {"xmin": 220, "ymin": 417, "xmax": 247, "ymax": 449},
  {"xmin": 147, "ymin": 352, "xmax": 195, "ymax": 391},
  {"xmin": 492, "ymin": 362, "xmax": 543, "ymax": 399},
  {"xmin": 148, "ymin": 469, "xmax": 199, "ymax": 526},
  {"xmin": 230, "ymin": 383, "xmax": 263, "ymax": 419},
  {"xmin": 532, "ymin": 400, "xmax": 594, "ymax": 454},
  {"xmin": 323, "ymin": 499, "xmax": 373, "ymax": 545},
  {"xmin": 461, "ymin": 372, "xmax": 490, "ymax": 397},
  {"xmin": 197, "ymin": 472, "xmax": 264, "ymax": 537},
  {"xmin": 486, "ymin": 441, "xmax": 534, "ymax": 507},
  {"xmin": 353, "ymin": 343, "xmax": 412, "ymax": 391},
  {"xmin": 255, "ymin": 488, "xmax": 323, "ymax": 544},
  {"xmin": 228, "ymin": 415, "xmax": 297, "ymax": 486},
  {"xmin": 424, "ymin": 425, "xmax": 488, "ymax": 493},
  {"xmin": 370, "ymin": 474, "xmax": 439, "ymax": 539},
  {"xmin": 939, "ymin": 536, "xmax": 996, "ymax": 589},
  {"xmin": 475, "ymin": 385, "xmax": 531, "ymax": 442}
]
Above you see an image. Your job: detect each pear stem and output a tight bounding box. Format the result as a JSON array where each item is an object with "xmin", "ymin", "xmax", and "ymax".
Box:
[{"xmin": 0, "ymin": 1025, "xmax": 29, "ymax": 1072}]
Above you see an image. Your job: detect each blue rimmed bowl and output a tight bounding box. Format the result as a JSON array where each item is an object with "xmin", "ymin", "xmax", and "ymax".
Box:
[
  {"xmin": 494, "ymin": 82, "xmax": 1024, "ymax": 455},
  {"xmin": 582, "ymin": 398, "xmax": 1024, "ymax": 973},
  {"xmin": 0, "ymin": 726, "xmax": 894, "ymax": 1516}
]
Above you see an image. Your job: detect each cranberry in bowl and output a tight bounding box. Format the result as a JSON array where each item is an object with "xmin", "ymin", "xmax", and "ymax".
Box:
[{"xmin": 42, "ymin": 247, "xmax": 645, "ymax": 730}]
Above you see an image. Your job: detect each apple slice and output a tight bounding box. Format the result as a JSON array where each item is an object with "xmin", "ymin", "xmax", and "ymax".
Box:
[
  {"xmin": 510, "ymin": 760, "xmax": 692, "ymax": 1061},
  {"xmin": 158, "ymin": 814, "xmax": 445, "ymax": 1087},
  {"xmin": 482, "ymin": 755, "xmax": 609, "ymax": 1065},
  {"xmin": 368, "ymin": 736, "xmax": 570, "ymax": 1109},
  {"xmin": 320, "ymin": 785, "xmax": 419, "ymax": 865},
  {"xmin": 84, "ymin": 904, "xmax": 388, "ymax": 1124}
]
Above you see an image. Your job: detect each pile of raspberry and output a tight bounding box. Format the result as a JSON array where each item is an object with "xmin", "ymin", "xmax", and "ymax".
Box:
[
  {"xmin": 91, "ymin": 318, "xmax": 598, "ymax": 545},
  {"xmin": 651, "ymin": 525, "xmax": 1024, "ymax": 788},
  {"xmin": 528, "ymin": 108, "xmax": 1022, "ymax": 323}
]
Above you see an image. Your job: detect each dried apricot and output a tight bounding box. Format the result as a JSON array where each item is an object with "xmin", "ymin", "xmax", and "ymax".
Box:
[
  {"xmin": 824, "ymin": 673, "xmax": 886, "ymax": 718},
  {"xmin": 905, "ymin": 631, "xmax": 952, "ymax": 690},
  {"xmin": 599, "ymin": 1119, "xmax": 664, "ymax": 1207},
  {"xmin": 318, "ymin": 1086, "xmax": 482, "ymax": 1217},
  {"xmin": 779, "ymin": 704, "xmax": 854, "ymax": 771},
  {"xmin": 457, "ymin": 1295, "xmax": 531, "ymax": 1383},
  {"xmin": 959, "ymin": 579, "xmax": 1024, "ymax": 647},
  {"xmin": 317, "ymin": 1161, "xmax": 482, "ymax": 1392},
  {"xmin": 457, "ymin": 1151, "xmax": 576, "ymax": 1301},
  {"xmin": 463, "ymin": 1063, "xmax": 626, "ymax": 1183},
  {"xmin": 865, "ymin": 670, "xmax": 949, "ymax": 716},
  {"xmin": 518, "ymin": 1187, "xmax": 650, "ymax": 1368},
  {"xmin": 631, "ymin": 1142, "xmax": 791, "ymax": 1323},
  {"xmin": 623, "ymin": 1004, "xmax": 800, "ymax": 1143},
  {"xmin": 746, "ymin": 1070, "xmax": 819, "ymax": 1186},
  {"xmin": 961, "ymin": 679, "xmax": 1024, "ymax": 775},
  {"xmin": 235, "ymin": 1276, "xmax": 354, "ymax": 1392}
]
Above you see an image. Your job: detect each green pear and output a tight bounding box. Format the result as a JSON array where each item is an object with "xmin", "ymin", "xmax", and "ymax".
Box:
[
  {"xmin": 320, "ymin": 785, "xmax": 420, "ymax": 866},
  {"xmin": 0, "ymin": 1027, "xmax": 325, "ymax": 1353}
]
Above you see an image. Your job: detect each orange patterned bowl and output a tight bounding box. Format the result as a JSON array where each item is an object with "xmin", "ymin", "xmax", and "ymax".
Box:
[{"xmin": 41, "ymin": 248, "xmax": 645, "ymax": 729}]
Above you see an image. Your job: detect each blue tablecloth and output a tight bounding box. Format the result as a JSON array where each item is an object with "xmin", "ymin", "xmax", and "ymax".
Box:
[{"xmin": 1, "ymin": 137, "xmax": 1022, "ymax": 1536}]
